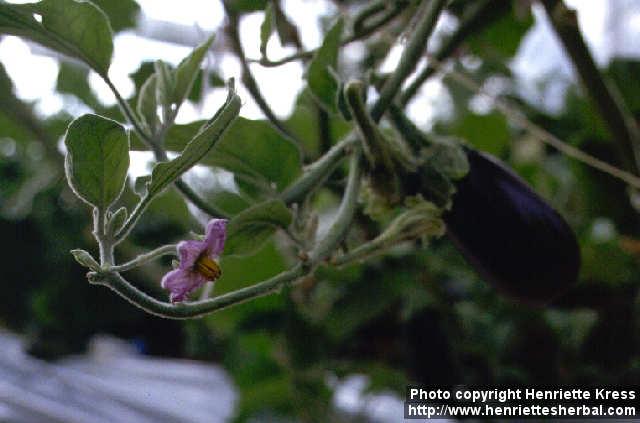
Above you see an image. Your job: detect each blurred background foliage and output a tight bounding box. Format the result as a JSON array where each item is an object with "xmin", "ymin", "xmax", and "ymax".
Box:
[{"xmin": 0, "ymin": 0, "xmax": 639, "ymax": 421}]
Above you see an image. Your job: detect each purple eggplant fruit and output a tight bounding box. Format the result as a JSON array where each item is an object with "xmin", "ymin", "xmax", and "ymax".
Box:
[{"xmin": 444, "ymin": 148, "xmax": 580, "ymax": 305}]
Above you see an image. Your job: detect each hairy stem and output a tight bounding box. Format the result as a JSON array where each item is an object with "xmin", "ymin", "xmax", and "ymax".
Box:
[
  {"xmin": 280, "ymin": 136, "xmax": 357, "ymax": 204},
  {"xmin": 371, "ymin": 0, "xmax": 447, "ymax": 121},
  {"xmin": 101, "ymin": 74, "xmax": 153, "ymax": 144},
  {"xmin": 89, "ymin": 264, "xmax": 305, "ymax": 319},
  {"xmin": 331, "ymin": 235, "xmax": 387, "ymax": 267},
  {"xmin": 91, "ymin": 148, "xmax": 363, "ymax": 319},
  {"xmin": 108, "ymin": 244, "xmax": 177, "ymax": 273},
  {"xmin": 101, "ymin": 73, "xmax": 225, "ymax": 220},
  {"xmin": 310, "ymin": 151, "xmax": 362, "ymax": 262}
]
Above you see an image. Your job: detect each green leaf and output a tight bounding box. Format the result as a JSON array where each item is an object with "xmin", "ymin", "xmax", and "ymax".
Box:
[
  {"xmin": 154, "ymin": 60, "xmax": 175, "ymax": 112},
  {"xmin": 136, "ymin": 74, "xmax": 159, "ymax": 134},
  {"xmin": 225, "ymin": 0, "xmax": 267, "ymax": 14},
  {"xmin": 142, "ymin": 87, "xmax": 241, "ymax": 201},
  {"xmin": 70, "ymin": 249, "xmax": 101, "ymax": 271},
  {"xmin": 132, "ymin": 117, "xmax": 302, "ymax": 194},
  {"xmin": 0, "ymin": 0, "xmax": 114, "ymax": 75},
  {"xmin": 129, "ymin": 61, "xmax": 156, "ymax": 92},
  {"xmin": 106, "ymin": 206, "xmax": 128, "ymax": 235},
  {"xmin": 259, "ymin": 2, "xmax": 274, "ymax": 57},
  {"xmin": 205, "ymin": 118, "xmax": 302, "ymax": 193},
  {"xmin": 468, "ymin": 2, "xmax": 533, "ymax": 58},
  {"xmin": 204, "ymin": 187, "xmax": 253, "ymax": 216},
  {"xmin": 607, "ymin": 59, "xmax": 640, "ymax": 114},
  {"xmin": 56, "ymin": 62, "xmax": 101, "ymax": 110},
  {"xmin": 422, "ymin": 140, "xmax": 469, "ymax": 180},
  {"xmin": 285, "ymin": 89, "xmax": 351, "ymax": 159},
  {"xmin": 173, "ymin": 34, "xmax": 215, "ymax": 106},
  {"xmin": 306, "ymin": 18, "xmax": 343, "ymax": 113},
  {"xmin": 64, "ymin": 114, "xmax": 129, "ymax": 210},
  {"xmin": 133, "ymin": 175, "xmax": 151, "ymax": 197},
  {"xmin": 224, "ymin": 199, "xmax": 292, "ymax": 256},
  {"xmin": 273, "ymin": 4, "xmax": 300, "ymax": 48},
  {"xmin": 451, "ymin": 111, "xmax": 510, "ymax": 157},
  {"xmin": 90, "ymin": 0, "xmax": 140, "ymax": 33},
  {"xmin": 0, "ymin": 59, "xmax": 12, "ymax": 95}
]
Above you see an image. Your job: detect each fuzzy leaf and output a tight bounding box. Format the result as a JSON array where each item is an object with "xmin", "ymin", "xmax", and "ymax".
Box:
[
  {"xmin": 142, "ymin": 86, "xmax": 241, "ymax": 201},
  {"xmin": 173, "ymin": 34, "xmax": 215, "ymax": 105},
  {"xmin": 306, "ymin": 18, "xmax": 343, "ymax": 113},
  {"xmin": 224, "ymin": 199, "xmax": 292, "ymax": 256},
  {"xmin": 137, "ymin": 74, "xmax": 159, "ymax": 134},
  {"xmin": 259, "ymin": 2, "xmax": 274, "ymax": 57},
  {"xmin": 423, "ymin": 140, "xmax": 470, "ymax": 180},
  {"xmin": 0, "ymin": 0, "xmax": 113, "ymax": 74},
  {"xmin": 64, "ymin": 114, "xmax": 129, "ymax": 210},
  {"xmin": 70, "ymin": 249, "xmax": 101, "ymax": 271},
  {"xmin": 154, "ymin": 60, "xmax": 175, "ymax": 112},
  {"xmin": 131, "ymin": 117, "xmax": 302, "ymax": 194}
]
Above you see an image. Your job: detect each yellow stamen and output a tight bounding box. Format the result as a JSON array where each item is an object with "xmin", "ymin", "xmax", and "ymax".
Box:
[{"xmin": 194, "ymin": 255, "xmax": 221, "ymax": 280}]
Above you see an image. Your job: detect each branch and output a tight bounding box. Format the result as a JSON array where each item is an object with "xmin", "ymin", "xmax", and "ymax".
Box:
[
  {"xmin": 540, "ymin": 0, "xmax": 640, "ymax": 174},
  {"xmin": 224, "ymin": 6, "xmax": 304, "ymax": 156},
  {"xmin": 89, "ymin": 148, "xmax": 364, "ymax": 319},
  {"xmin": 400, "ymin": 0, "xmax": 509, "ymax": 106},
  {"xmin": 100, "ymin": 74, "xmax": 225, "ymax": 219},
  {"xmin": 108, "ymin": 244, "xmax": 177, "ymax": 273},
  {"xmin": 280, "ymin": 136, "xmax": 357, "ymax": 204},
  {"xmin": 255, "ymin": 0, "xmax": 408, "ymax": 67},
  {"xmin": 310, "ymin": 150, "xmax": 362, "ymax": 262},
  {"xmin": 370, "ymin": 0, "xmax": 447, "ymax": 121},
  {"xmin": 88, "ymin": 264, "xmax": 305, "ymax": 319},
  {"xmin": 101, "ymin": 74, "xmax": 153, "ymax": 144},
  {"xmin": 426, "ymin": 56, "xmax": 640, "ymax": 189}
]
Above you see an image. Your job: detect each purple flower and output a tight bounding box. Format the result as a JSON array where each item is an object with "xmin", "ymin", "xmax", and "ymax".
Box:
[{"xmin": 161, "ymin": 219, "xmax": 227, "ymax": 302}]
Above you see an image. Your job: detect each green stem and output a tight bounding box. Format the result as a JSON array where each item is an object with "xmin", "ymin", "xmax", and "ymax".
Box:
[
  {"xmin": 280, "ymin": 136, "xmax": 357, "ymax": 205},
  {"xmin": 282, "ymin": 1, "xmax": 444, "ymax": 205},
  {"xmin": 88, "ymin": 264, "xmax": 305, "ymax": 319},
  {"xmin": 310, "ymin": 151, "xmax": 362, "ymax": 262},
  {"xmin": 256, "ymin": 0, "xmax": 407, "ymax": 68},
  {"xmin": 345, "ymin": 81, "xmax": 389, "ymax": 167},
  {"xmin": 101, "ymin": 74, "xmax": 153, "ymax": 144},
  {"xmin": 400, "ymin": 0, "xmax": 507, "ymax": 106},
  {"xmin": 108, "ymin": 244, "xmax": 177, "ymax": 273},
  {"xmin": 331, "ymin": 236, "xmax": 386, "ymax": 267},
  {"xmin": 102, "ymin": 72, "xmax": 225, "ymax": 220},
  {"xmin": 386, "ymin": 103, "xmax": 431, "ymax": 150},
  {"xmin": 90, "ymin": 140, "xmax": 362, "ymax": 319},
  {"xmin": 114, "ymin": 194, "xmax": 151, "ymax": 245},
  {"xmin": 317, "ymin": 104, "xmax": 332, "ymax": 156},
  {"xmin": 352, "ymin": 0, "xmax": 409, "ymax": 42},
  {"xmin": 370, "ymin": 0, "xmax": 447, "ymax": 121},
  {"xmin": 427, "ymin": 56, "xmax": 640, "ymax": 189},
  {"xmin": 93, "ymin": 206, "xmax": 115, "ymax": 267},
  {"xmin": 174, "ymin": 179, "xmax": 230, "ymax": 218},
  {"xmin": 282, "ymin": 0, "xmax": 439, "ymax": 206},
  {"xmin": 540, "ymin": 0, "xmax": 640, "ymax": 174},
  {"xmin": 225, "ymin": 7, "xmax": 304, "ymax": 156}
]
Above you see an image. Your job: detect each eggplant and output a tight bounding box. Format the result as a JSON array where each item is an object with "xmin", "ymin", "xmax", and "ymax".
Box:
[{"xmin": 443, "ymin": 149, "xmax": 580, "ymax": 305}]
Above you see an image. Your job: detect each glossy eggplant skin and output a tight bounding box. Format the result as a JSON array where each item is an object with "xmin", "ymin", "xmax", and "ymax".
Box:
[{"xmin": 443, "ymin": 149, "xmax": 581, "ymax": 305}]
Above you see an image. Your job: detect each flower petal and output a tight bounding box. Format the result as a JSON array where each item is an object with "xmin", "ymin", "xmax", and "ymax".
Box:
[
  {"xmin": 161, "ymin": 268, "xmax": 208, "ymax": 303},
  {"xmin": 177, "ymin": 240, "xmax": 205, "ymax": 269},
  {"xmin": 204, "ymin": 218, "xmax": 227, "ymax": 257}
]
